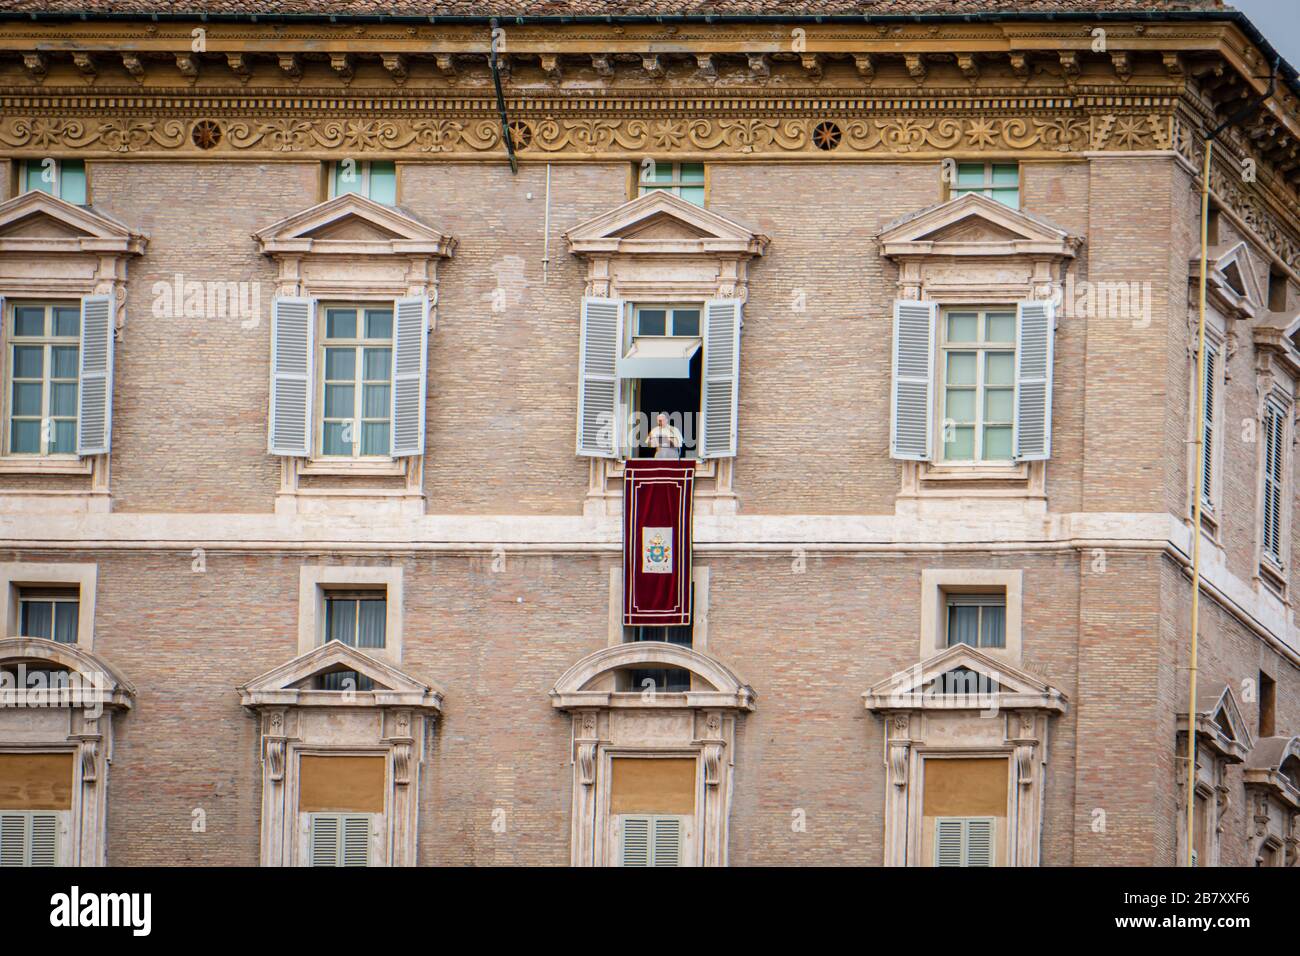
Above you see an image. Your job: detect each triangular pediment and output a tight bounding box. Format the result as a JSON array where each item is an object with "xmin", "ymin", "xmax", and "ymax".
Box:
[
  {"xmin": 878, "ymin": 192, "xmax": 1079, "ymax": 259},
  {"xmin": 863, "ymin": 644, "xmax": 1067, "ymax": 713},
  {"xmin": 564, "ymin": 189, "xmax": 768, "ymax": 257},
  {"xmin": 1181, "ymin": 681, "xmax": 1251, "ymax": 761},
  {"xmin": 0, "ymin": 190, "xmax": 147, "ymax": 254},
  {"xmin": 1193, "ymin": 241, "xmax": 1265, "ymax": 319},
  {"xmin": 253, "ymin": 192, "xmax": 455, "ymax": 258},
  {"xmin": 238, "ymin": 640, "xmax": 443, "ymax": 711}
]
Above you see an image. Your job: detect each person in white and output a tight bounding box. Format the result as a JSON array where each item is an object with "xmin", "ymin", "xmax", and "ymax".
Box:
[{"xmin": 646, "ymin": 412, "xmax": 683, "ymax": 459}]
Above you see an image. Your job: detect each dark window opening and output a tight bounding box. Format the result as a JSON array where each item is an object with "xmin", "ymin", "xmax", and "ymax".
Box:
[
  {"xmin": 1259, "ymin": 671, "xmax": 1276, "ymax": 738},
  {"xmin": 1268, "ymin": 267, "xmax": 1289, "ymax": 313},
  {"xmin": 1206, "ymin": 202, "xmax": 1220, "ymax": 246},
  {"xmin": 18, "ymin": 589, "xmax": 79, "ymax": 643},
  {"xmin": 634, "ymin": 349, "xmax": 702, "ymax": 459},
  {"xmin": 625, "ymin": 591, "xmax": 693, "ymax": 692}
]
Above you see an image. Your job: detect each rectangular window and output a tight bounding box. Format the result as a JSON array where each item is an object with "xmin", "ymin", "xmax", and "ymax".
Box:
[
  {"xmin": 1259, "ymin": 671, "xmax": 1276, "ymax": 738},
  {"xmin": 940, "ymin": 308, "xmax": 1016, "ymax": 463},
  {"xmin": 21, "ymin": 159, "xmax": 87, "ymax": 205},
  {"xmin": 618, "ymin": 814, "xmax": 684, "ymax": 867},
  {"xmin": 319, "ymin": 306, "xmax": 393, "ymax": 459},
  {"xmin": 18, "ymin": 588, "xmax": 79, "ymax": 644},
  {"xmin": 1268, "ymin": 267, "xmax": 1289, "ymax": 313},
  {"xmin": 952, "ymin": 162, "xmax": 1019, "ymax": 208},
  {"xmin": 626, "ymin": 585, "xmax": 693, "ymax": 692},
  {"xmin": 1261, "ymin": 399, "xmax": 1287, "ymax": 567},
  {"xmin": 944, "ymin": 593, "xmax": 1006, "ymax": 649},
  {"xmin": 934, "ymin": 817, "xmax": 994, "ymax": 867},
  {"xmin": 637, "ymin": 161, "xmax": 705, "ymax": 206},
  {"xmin": 5, "ymin": 302, "xmax": 80, "ymax": 456},
  {"xmin": 0, "ymin": 811, "xmax": 59, "ymax": 867},
  {"xmin": 328, "ymin": 161, "xmax": 397, "ymax": 205},
  {"xmin": 625, "ymin": 304, "xmax": 703, "ymax": 461},
  {"xmin": 308, "ymin": 813, "xmax": 371, "ymax": 867},
  {"xmin": 319, "ymin": 591, "xmax": 384, "ymax": 690}
]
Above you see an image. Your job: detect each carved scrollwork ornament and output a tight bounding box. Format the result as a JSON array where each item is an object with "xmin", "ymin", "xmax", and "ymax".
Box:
[
  {"xmin": 265, "ymin": 738, "xmax": 286, "ymax": 782},
  {"xmin": 577, "ymin": 742, "xmax": 596, "ymax": 787}
]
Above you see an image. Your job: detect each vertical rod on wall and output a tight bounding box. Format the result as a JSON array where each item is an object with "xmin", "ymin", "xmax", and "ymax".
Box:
[{"xmin": 543, "ymin": 163, "xmax": 552, "ymax": 284}]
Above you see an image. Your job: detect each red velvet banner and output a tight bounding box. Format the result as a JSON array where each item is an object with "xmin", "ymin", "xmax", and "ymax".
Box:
[{"xmin": 623, "ymin": 459, "xmax": 694, "ymax": 627}]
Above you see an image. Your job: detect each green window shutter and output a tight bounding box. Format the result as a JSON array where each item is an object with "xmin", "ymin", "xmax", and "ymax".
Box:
[
  {"xmin": 29, "ymin": 813, "xmax": 58, "ymax": 866},
  {"xmin": 341, "ymin": 815, "xmax": 370, "ymax": 867},
  {"xmin": 651, "ymin": 816, "xmax": 682, "ymax": 867},
  {"xmin": 576, "ymin": 297, "xmax": 623, "ymax": 458},
  {"xmin": 619, "ymin": 815, "xmax": 651, "ymax": 867},
  {"xmin": 964, "ymin": 818, "xmax": 994, "ymax": 867},
  {"xmin": 76, "ymin": 294, "xmax": 114, "ymax": 456},
  {"xmin": 935, "ymin": 818, "xmax": 964, "ymax": 867},
  {"xmin": 700, "ymin": 299, "xmax": 742, "ymax": 459},
  {"xmin": 891, "ymin": 300, "xmax": 937, "ymax": 460},
  {"xmin": 0, "ymin": 812, "xmax": 59, "ymax": 867},
  {"xmin": 935, "ymin": 817, "xmax": 995, "ymax": 867},
  {"xmin": 389, "ymin": 295, "xmax": 428, "ymax": 457},
  {"xmin": 1014, "ymin": 299, "xmax": 1054, "ymax": 461},
  {"xmin": 0, "ymin": 813, "xmax": 26, "ymax": 867},
  {"xmin": 268, "ymin": 297, "xmax": 315, "ymax": 457},
  {"xmin": 310, "ymin": 814, "xmax": 340, "ymax": 867}
]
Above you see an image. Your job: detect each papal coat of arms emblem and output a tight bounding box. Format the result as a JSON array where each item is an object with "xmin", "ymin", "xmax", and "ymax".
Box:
[{"xmin": 641, "ymin": 527, "xmax": 673, "ymax": 574}]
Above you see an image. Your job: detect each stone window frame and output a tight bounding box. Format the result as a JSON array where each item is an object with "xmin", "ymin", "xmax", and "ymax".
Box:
[
  {"xmin": 298, "ymin": 564, "xmax": 404, "ymax": 664},
  {"xmin": 253, "ymin": 192, "xmax": 455, "ymax": 514},
  {"xmin": 1251, "ymin": 314, "xmax": 1300, "ymax": 602},
  {"xmin": 879, "ymin": 191, "xmax": 1080, "ymax": 508},
  {"xmin": 1176, "ymin": 682, "xmax": 1252, "ymax": 867},
  {"xmin": 606, "ymin": 563, "xmax": 710, "ymax": 650},
  {"xmin": 0, "ymin": 637, "xmax": 135, "ymax": 867},
  {"xmin": 0, "ymin": 561, "xmax": 97, "ymax": 649},
  {"xmin": 920, "ymin": 568, "xmax": 1022, "ymax": 666},
  {"xmin": 238, "ymin": 640, "xmax": 444, "ymax": 868},
  {"xmin": 864, "ymin": 642, "xmax": 1068, "ymax": 868},
  {"xmin": 1243, "ymin": 735, "xmax": 1300, "ymax": 867},
  {"xmin": 564, "ymin": 190, "xmax": 768, "ymax": 518},
  {"xmin": 0, "ymin": 190, "xmax": 146, "ymax": 501},
  {"xmin": 550, "ymin": 642, "xmax": 755, "ymax": 868}
]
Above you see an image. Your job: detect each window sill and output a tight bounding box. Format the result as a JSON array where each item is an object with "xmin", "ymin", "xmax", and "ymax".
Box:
[
  {"xmin": 298, "ymin": 457, "xmax": 406, "ymax": 477},
  {"xmin": 1258, "ymin": 560, "xmax": 1288, "ymax": 600},
  {"xmin": 612, "ymin": 457, "xmax": 716, "ymax": 479},
  {"xmin": 920, "ymin": 461, "xmax": 1029, "ymax": 482},
  {"xmin": 0, "ymin": 456, "xmax": 92, "ymax": 476}
]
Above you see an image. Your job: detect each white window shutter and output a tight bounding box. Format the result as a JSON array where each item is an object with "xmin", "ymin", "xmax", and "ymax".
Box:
[
  {"xmin": 934, "ymin": 818, "xmax": 964, "ymax": 867},
  {"xmin": 1014, "ymin": 299, "xmax": 1055, "ymax": 461},
  {"xmin": 1201, "ymin": 343, "xmax": 1218, "ymax": 506},
  {"xmin": 651, "ymin": 816, "xmax": 683, "ymax": 867},
  {"xmin": 310, "ymin": 813, "xmax": 340, "ymax": 867},
  {"xmin": 700, "ymin": 298, "xmax": 742, "ymax": 459},
  {"xmin": 390, "ymin": 295, "xmax": 429, "ymax": 457},
  {"xmin": 890, "ymin": 300, "xmax": 937, "ymax": 461},
  {"xmin": 619, "ymin": 815, "xmax": 650, "ymax": 867},
  {"xmin": 577, "ymin": 296, "xmax": 623, "ymax": 458},
  {"xmin": 77, "ymin": 294, "xmax": 115, "ymax": 456},
  {"xmin": 268, "ymin": 296, "xmax": 314, "ymax": 457},
  {"xmin": 341, "ymin": 814, "xmax": 371, "ymax": 867},
  {"xmin": 964, "ymin": 818, "xmax": 994, "ymax": 867},
  {"xmin": 0, "ymin": 812, "xmax": 57, "ymax": 867}
]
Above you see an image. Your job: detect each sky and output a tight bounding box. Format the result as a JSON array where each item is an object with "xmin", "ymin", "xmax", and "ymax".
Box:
[{"xmin": 1227, "ymin": 0, "xmax": 1300, "ymax": 72}]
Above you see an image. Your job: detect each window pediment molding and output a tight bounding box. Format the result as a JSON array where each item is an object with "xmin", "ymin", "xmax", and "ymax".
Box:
[
  {"xmin": 1254, "ymin": 310, "xmax": 1300, "ymax": 378},
  {"xmin": 1244, "ymin": 736, "xmax": 1300, "ymax": 809},
  {"xmin": 1192, "ymin": 241, "xmax": 1266, "ymax": 321},
  {"xmin": 564, "ymin": 190, "xmax": 768, "ymax": 260},
  {"xmin": 0, "ymin": 191, "xmax": 148, "ymax": 258},
  {"xmin": 550, "ymin": 642, "xmax": 755, "ymax": 713},
  {"xmin": 0, "ymin": 636, "xmax": 135, "ymax": 710},
  {"xmin": 863, "ymin": 643, "xmax": 1067, "ymax": 714},
  {"xmin": 879, "ymin": 193, "xmax": 1081, "ymax": 262},
  {"xmin": 1178, "ymin": 681, "xmax": 1252, "ymax": 763},
  {"xmin": 238, "ymin": 639, "xmax": 444, "ymax": 713},
  {"xmin": 253, "ymin": 192, "xmax": 455, "ymax": 260}
]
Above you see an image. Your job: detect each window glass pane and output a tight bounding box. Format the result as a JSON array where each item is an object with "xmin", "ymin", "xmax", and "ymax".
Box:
[
  {"xmin": 363, "ymin": 348, "xmax": 391, "ymax": 381},
  {"xmin": 981, "ymin": 604, "xmax": 1006, "ymax": 648},
  {"xmin": 54, "ymin": 602, "xmax": 79, "ymax": 643},
  {"xmin": 946, "ymin": 313, "xmax": 978, "ymax": 342},
  {"xmin": 52, "ymin": 346, "xmax": 78, "ymax": 379},
  {"xmin": 24, "ymin": 161, "xmax": 55, "ymax": 195},
  {"xmin": 679, "ymin": 186, "xmax": 705, "ymax": 206},
  {"xmin": 322, "ymin": 422, "xmax": 351, "ymax": 456},
  {"xmin": 52, "ymin": 421, "xmax": 76, "ymax": 454},
  {"xmin": 983, "ymin": 425, "xmax": 1013, "ymax": 460},
  {"xmin": 12, "ymin": 382, "xmax": 42, "ymax": 416},
  {"xmin": 53, "ymin": 307, "xmax": 80, "ymax": 337},
  {"xmin": 947, "ymin": 604, "xmax": 979, "ymax": 646},
  {"xmin": 945, "ymin": 388, "xmax": 975, "ymax": 423},
  {"xmin": 361, "ymin": 421, "xmax": 390, "ymax": 456},
  {"xmin": 991, "ymin": 163, "xmax": 1019, "ymax": 186},
  {"xmin": 12, "ymin": 345, "xmax": 43, "ymax": 379},
  {"xmin": 955, "ymin": 163, "xmax": 986, "ymax": 187},
  {"xmin": 325, "ymin": 310, "xmax": 357, "ymax": 340},
  {"xmin": 356, "ymin": 599, "xmax": 386, "ymax": 648},
  {"xmin": 945, "ymin": 425, "xmax": 974, "ymax": 460},
  {"xmin": 362, "ymin": 384, "xmax": 390, "ymax": 419},
  {"xmin": 50, "ymin": 382, "xmax": 77, "ymax": 418},
  {"xmin": 367, "ymin": 162, "xmax": 397, "ymax": 205},
  {"xmin": 984, "ymin": 352, "xmax": 1014, "ymax": 386},
  {"xmin": 645, "ymin": 163, "xmax": 675, "ymax": 183},
  {"xmin": 637, "ymin": 310, "xmax": 667, "ymax": 336},
  {"xmin": 59, "ymin": 160, "xmax": 87, "ymax": 205},
  {"xmin": 333, "ymin": 162, "xmax": 362, "ymax": 196},
  {"xmin": 324, "ymin": 347, "xmax": 356, "ymax": 381},
  {"xmin": 365, "ymin": 310, "xmax": 393, "ymax": 340},
  {"xmin": 21, "ymin": 600, "xmax": 53, "ymax": 638},
  {"xmin": 985, "ymin": 313, "xmax": 1016, "ymax": 343},
  {"xmin": 14, "ymin": 307, "xmax": 45, "ymax": 337},
  {"xmin": 984, "ymin": 387, "xmax": 1014, "ymax": 422},
  {"xmin": 992, "ymin": 188, "xmax": 1019, "ymax": 209},
  {"xmin": 326, "ymin": 599, "xmax": 357, "ymax": 645},
  {"xmin": 945, "ymin": 352, "xmax": 976, "ymax": 385},
  {"xmin": 672, "ymin": 310, "xmax": 700, "ymax": 337},
  {"xmin": 324, "ymin": 383, "xmax": 354, "ymax": 419},
  {"xmin": 679, "ymin": 163, "xmax": 705, "ymax": 183},
  {"xmin": 10, "ymin": 420, "xmax": 40, "ymax": 453}
]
